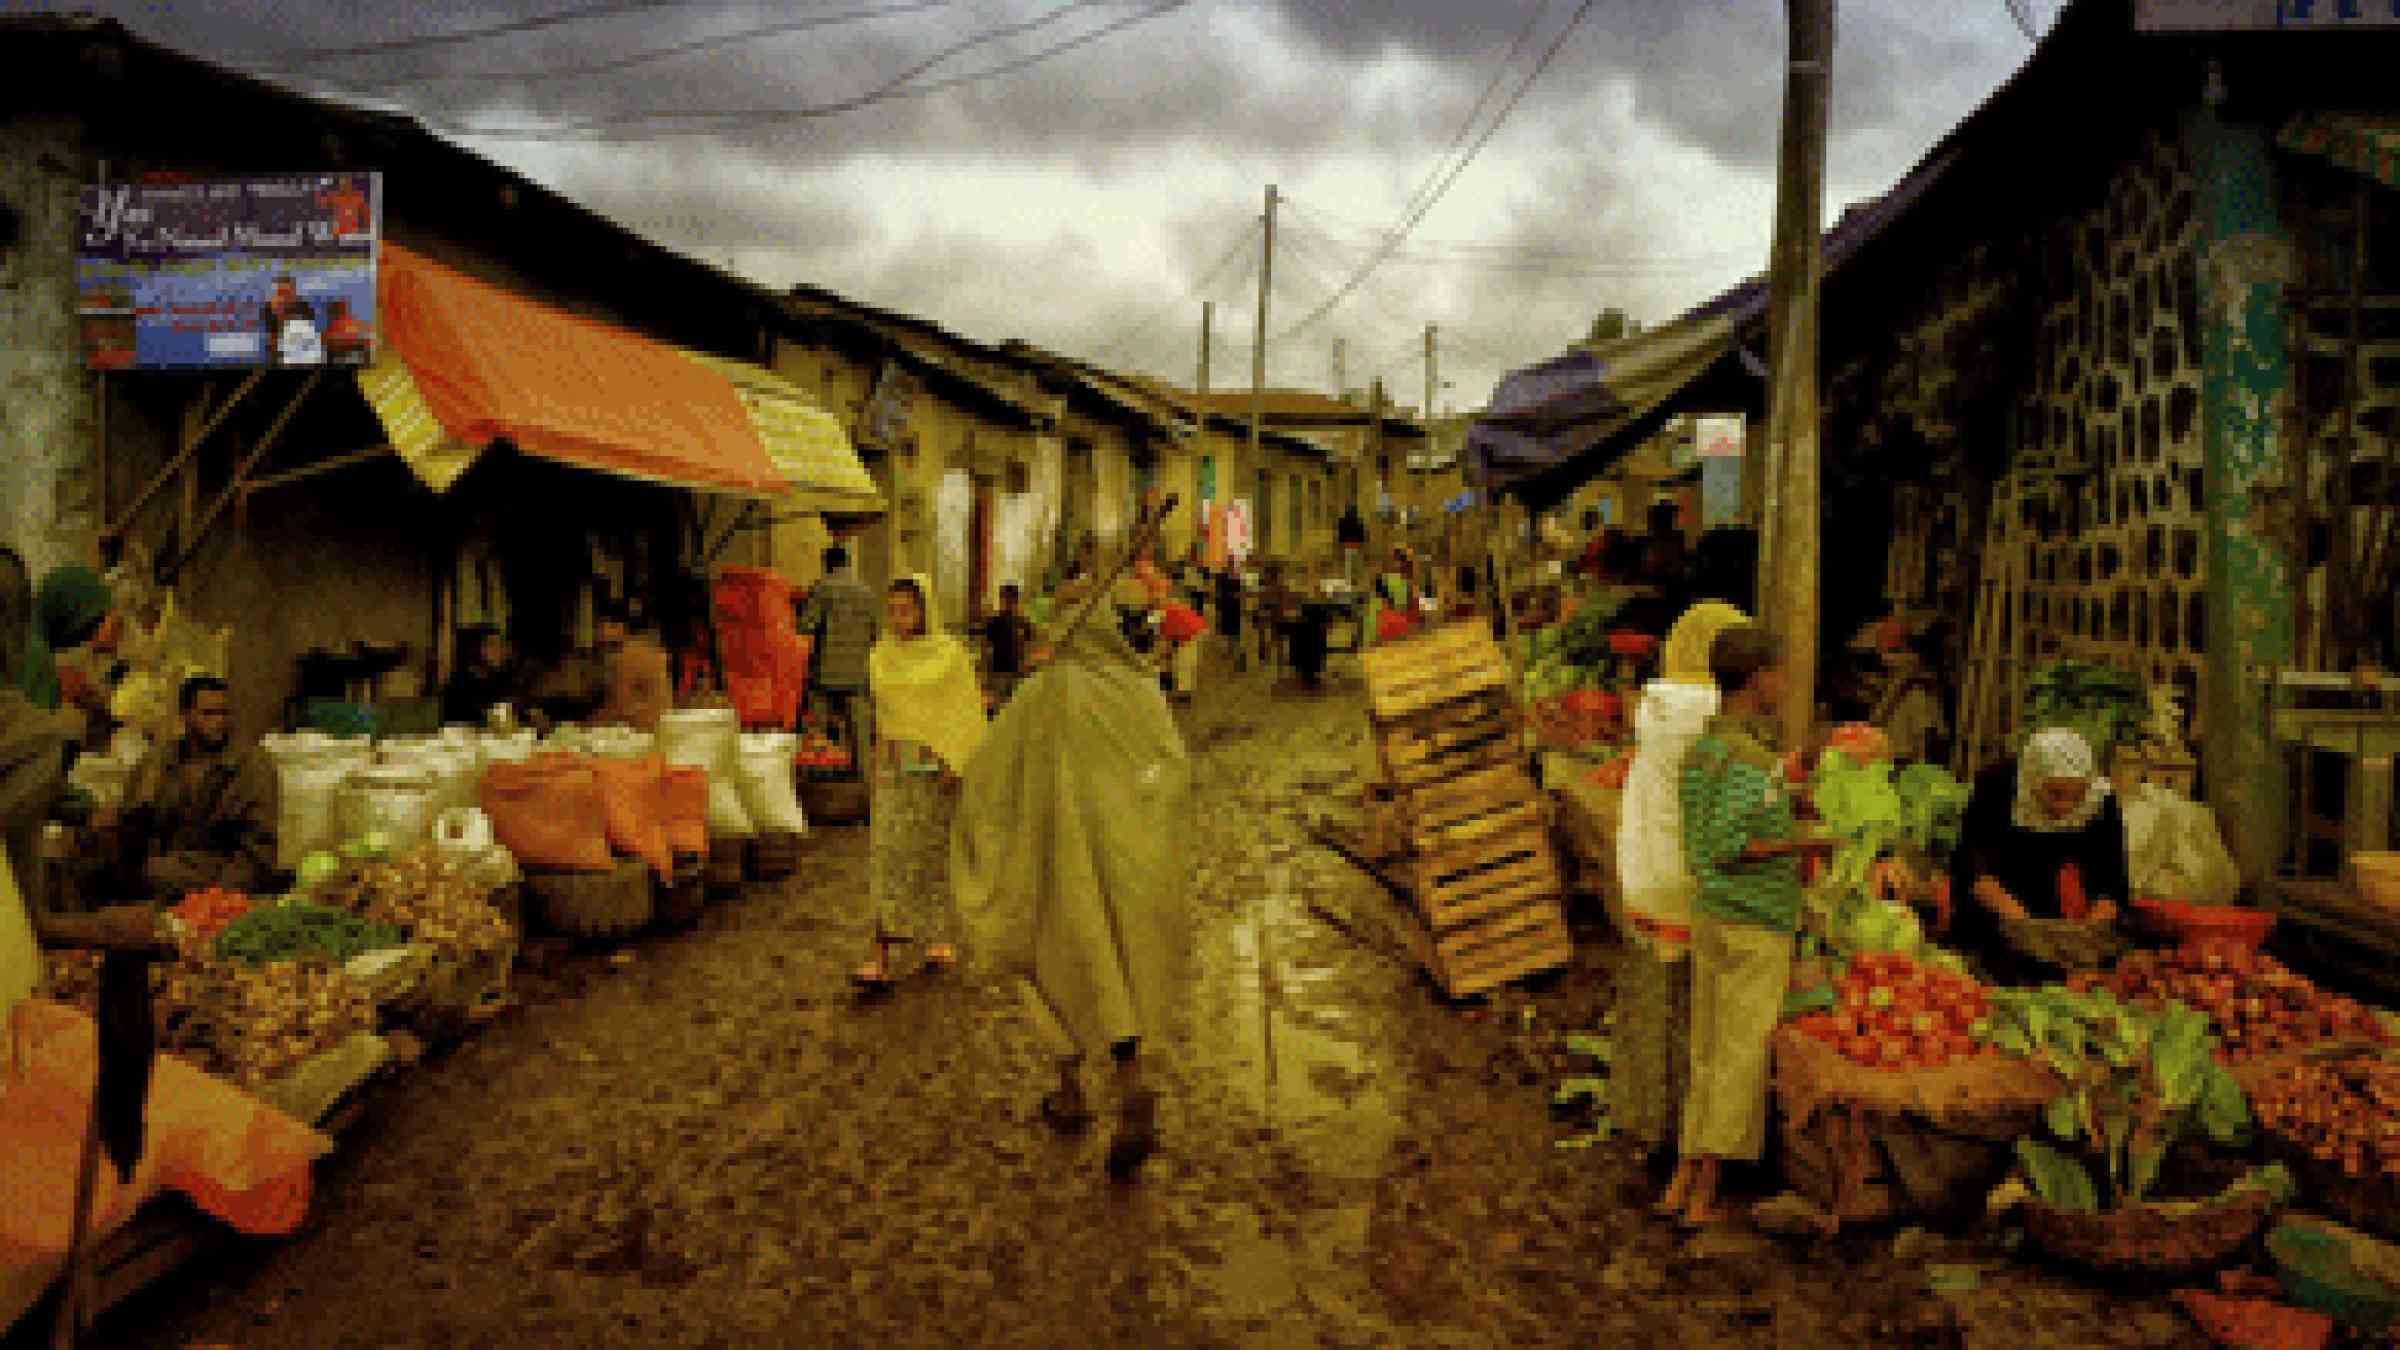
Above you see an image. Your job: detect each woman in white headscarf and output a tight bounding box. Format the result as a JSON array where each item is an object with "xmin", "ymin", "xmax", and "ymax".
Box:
[{"xmin": 1951, "ymin": 727, "xmax": 2131, "ymax": 973}]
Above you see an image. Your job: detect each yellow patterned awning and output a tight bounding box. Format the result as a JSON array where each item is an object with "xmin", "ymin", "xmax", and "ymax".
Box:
[
  {"xmin": 356, "ymin": 352, "xmax": 484, "ymax": 493},
  {"xmin": 356, "ymin": 340, "xmax": 881, "ymax": 514},
  {"xmin": 675, "ymin": 349, "xmax": 885, "ymax": 515}
]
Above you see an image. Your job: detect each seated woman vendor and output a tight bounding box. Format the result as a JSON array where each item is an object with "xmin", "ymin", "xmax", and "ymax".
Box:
[{"xmin": 1951, "ymin": 727, "xmax": 2130, "ymax": 971}]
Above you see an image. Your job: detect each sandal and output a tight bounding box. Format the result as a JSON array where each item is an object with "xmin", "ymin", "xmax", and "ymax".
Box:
[
  {"xmin": 922, "ymin": 943, "xmax": 958, "ymax": 973},
  {"xmin": 850, "ymin": 937, "xmax": 899, "ymax": 994},
  {"xmin": 1104, "ymin": 1089, "xmax": 1161, "ymax": 1181}
]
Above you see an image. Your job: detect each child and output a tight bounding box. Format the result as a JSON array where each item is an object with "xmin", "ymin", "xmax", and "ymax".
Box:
[
  {"xmin": 980, "ymin": 583, "xmax": 1035, "ymax": 714},
  {"xmin": 1663, "ymin": 625, "xmax": 1833, "ymax": 1228}
]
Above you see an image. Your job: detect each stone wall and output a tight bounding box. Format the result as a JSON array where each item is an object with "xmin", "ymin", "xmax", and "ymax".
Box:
[
  {"xmin": 0, "ymin": 115, "xmax": 100, "ymax": 581},
  {"xmin": 1836, "ymin": 125, "xmax": 2205, "ymax": 760}
]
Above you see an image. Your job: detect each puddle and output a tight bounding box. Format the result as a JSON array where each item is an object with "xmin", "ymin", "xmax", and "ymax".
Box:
[{"xmin": 1185, "ymin": 860, "xmax": 1402, "ymax": 1326}]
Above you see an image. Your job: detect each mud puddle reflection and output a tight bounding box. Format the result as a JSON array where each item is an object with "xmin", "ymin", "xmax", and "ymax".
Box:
[{"xmin": 1184, "ymin": 853, "xmax": 1400, "ymax": 1338}]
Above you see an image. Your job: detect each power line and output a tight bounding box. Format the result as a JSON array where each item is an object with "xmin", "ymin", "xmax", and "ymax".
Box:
[
  {"xmin": 311, "ymin": 0, "xmax": 962, "ymax": 92},
  {"xmin": 1089, "ymin": 215, "xmax": 1263, "ymax": 368},
  {"xmin": 1386, "ymin": 0, "xmax": 1552, "ymax": 248},
  {"xmin": 451, "ymin": 0, "xmax": 1190, "ymax": 143},
  {"xmin": 1282, "ymin": 205, "xmax": 1745, "ymax": 269},
  {"xmin": 229, "ymin": 0, "xmax": 694, "ymax": 68},
  {"xmin": 1274, "ymin": 0, "xmax": 1602, "ymax": 342}
]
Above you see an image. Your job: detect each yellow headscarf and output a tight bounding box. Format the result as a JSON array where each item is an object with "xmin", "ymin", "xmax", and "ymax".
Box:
[
  {"xmin": 1660, "ymin": 602, "xmax": 1750, "ymax": 687},
  {"xmin": 867, "ymin": 573, "xmax": 988, "ymax": 775}
]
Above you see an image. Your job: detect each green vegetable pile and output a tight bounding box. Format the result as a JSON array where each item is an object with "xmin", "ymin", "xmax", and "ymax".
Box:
[
  {"xmin": 1982, "ymin": 983, "xmax": 2281, "ymax": 1213},
  {"xmin": 1517, "ymin": 590, "xmax": 1630, "ymax": 702},
  {"xmin": 2021, "ymin": 660, "xmax": 2149, "ymax": 758},
  {"xmin": 1809, "ymin": 751, "xmax": 1971, "ymax": 889},
  {"xmin": 214, "ymin": 900, "xmax": 405, "ymax": 966}
]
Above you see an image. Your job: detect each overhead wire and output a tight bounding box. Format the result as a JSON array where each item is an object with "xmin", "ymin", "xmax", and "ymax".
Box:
[
  {"xmin": 449, "ymin": 0, "xmax": 1189, "ymax": 142},
  {"xmin": 225, "ymin": 0, "xmax": 695, "ymax": 67},
  {"xmin": 1274, "ymin": 0, "xmax": 1603, "ymax": 342},
  {"xmin": 314, "ymin": 0, "xmax": 964, "ymax": 92},
  {"xmin": 1088, "ymin": 214, "xmax": 1264, "ymax": 370}
]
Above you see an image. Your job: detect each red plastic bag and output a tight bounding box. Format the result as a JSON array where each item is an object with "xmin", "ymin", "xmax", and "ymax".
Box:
[
  {"xmin": 1160, "ymin": 603, "xmax": 1205, "ymax": 644},
  {"xmin": 1376, "ymin": 608, "xmax": 1416, "ymax": 642},
  {"xmin": 714, "ymin": 566, "xmax": 794, "ymax": 632},
  {"xmin": 589, "ymin": 754, "xmax": 673, "ymax": 883},
  {"xmin": 479, "ymin": 753, "xmax": 613, "ymax": 871}
]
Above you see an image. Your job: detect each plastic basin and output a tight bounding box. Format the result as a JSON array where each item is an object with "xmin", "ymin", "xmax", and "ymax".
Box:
[
  {"xmin": 2269, "ymin": 1219, "xmax": 2400, "ymax": 1332},
  {"xmin": 2133, "ymin": 898, "xmax": 2276, "ymax": 952}
]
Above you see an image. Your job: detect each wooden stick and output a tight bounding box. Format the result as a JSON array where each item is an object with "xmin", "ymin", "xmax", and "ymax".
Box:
[
  {"xmin": 1048, "ymin": 493, "xmax": 1181, "ymax": 652},
  {"xmin": 52, "ymin": 1096, "xmax": 102, "ymax": 1350}
]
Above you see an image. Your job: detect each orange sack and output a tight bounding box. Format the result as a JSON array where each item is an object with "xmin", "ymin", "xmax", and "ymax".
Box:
[
  {"xmin": 589, "ymin": 754, "xmax": 673, "ymax": 883},
  {"xmin": 660, "ymin": 764, "xmax": 710, "ymax": 859},
  {"xmin": 478, "ymin": 752, "xmax": 614, "ymax": 871}
]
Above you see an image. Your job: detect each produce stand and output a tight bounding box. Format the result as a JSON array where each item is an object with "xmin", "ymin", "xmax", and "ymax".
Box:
[{"xmin": 2261, "ymin": 876, "xmax": 2400, "ymax": 1005}]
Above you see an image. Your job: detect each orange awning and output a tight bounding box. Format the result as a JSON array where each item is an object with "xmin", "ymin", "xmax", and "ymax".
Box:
[{"xmin": 376, "ymin": 242, "xmax": 782, "ymax": 495}]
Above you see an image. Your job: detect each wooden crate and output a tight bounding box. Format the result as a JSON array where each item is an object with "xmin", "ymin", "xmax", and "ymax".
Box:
[
  {"xmin": 1374, "ymin": 688, "xmax": 1520, "ymax": 787},
  {"xmin": 1388, "ymin": 765, "xmax": 1573, "ymax": 996},
  {"xmin": 1398, "ymin": 764, "xmax": 1547, "ymax": 856},
  {"xmin": 1362, "ymin": 783, "xmax": 1408, "ymax": 861},
  {"xmin": 1359, "ymin": 622, "xmax": 1513, "ymax": 722}
]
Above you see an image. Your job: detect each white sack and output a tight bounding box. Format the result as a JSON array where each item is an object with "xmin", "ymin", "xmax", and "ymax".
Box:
[{"xmin": 736, "ymin": 732, "xmax": 808, "ymax": 835}]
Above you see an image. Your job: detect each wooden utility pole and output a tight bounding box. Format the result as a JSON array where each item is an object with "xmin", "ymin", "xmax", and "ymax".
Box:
[
  {"xmin": 1248, "ymin": 185, "xmax": 1278, "ymax": 531},
  {"xmin": 1424, "ymin": 323, "xmax": 1439, "ymax": 421},
  {"xmin": 1198, "ymin": 300, "xmax": 1214, "ymax": 396},
  {"xmin": 1761, "ymin": 0, "xmax": 1834, "ymax": 749}
]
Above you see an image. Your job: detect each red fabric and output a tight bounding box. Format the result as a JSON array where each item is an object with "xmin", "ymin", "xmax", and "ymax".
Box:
[
  {"xmin": 1160, "ymin": 604, "xmax": 1205, "ymax": 643},
  {"xmin": 377, "ymin": 242, "xmax": 780, "ymax": 493},
  {"xmin": 714, "ymin": 567, "xmax": 794, "ymax": 631},
  {"xmin": 2058, "ymin": 862, "xmax": 2089, "ymax": 922},
  {"xmin": 1376, "ymin": 609, "xmax": 1417, "ymax": 642}
]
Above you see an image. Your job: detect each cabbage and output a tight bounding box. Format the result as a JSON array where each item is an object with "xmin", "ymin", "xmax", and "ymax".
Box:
[
  {"xmin": 340, "ymin": 830, "xmax": 394, "ymax": 862},
  {"xmin": 296, "ymin": 851, "xmax": 344, "ymax": 890}
]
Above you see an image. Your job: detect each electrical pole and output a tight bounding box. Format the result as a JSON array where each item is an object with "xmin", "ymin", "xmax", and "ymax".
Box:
[
  {"xmin": 1761, "ymin": 0, "xmax": 1834, "ymax": 750},
  {"xmin": 1333, "ymin": 338, "xmax": 1346, "ymax": 399},
  {"xmin": 1248, "ymin": 185, "xmax": 1277, "ymax": 550},
  {"xmin": 1424, "ymin": 323, "xmax": 1438, "ymax": 422},
  {"xmin": 1197, "ymin": 300, "xmax": 1213, "ymax": 396}
]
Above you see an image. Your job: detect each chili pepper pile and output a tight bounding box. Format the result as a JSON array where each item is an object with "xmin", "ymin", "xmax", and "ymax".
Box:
[
  {"xmin": 2074, "ymin": 945, "xmax": 2389, "ymax": 1065},
  {"xmin": 1786, "ymin": 951, "xmax": 1996, "ymax": 1070}
]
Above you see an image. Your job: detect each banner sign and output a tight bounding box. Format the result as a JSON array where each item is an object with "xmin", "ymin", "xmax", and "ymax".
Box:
[
  {"xmin": 1695, "ymin": 413, "xmax": 1746, "ymax": 458},
  {"xmin": 76, "ymin": 172, "xmax": 381, "ymax": 370},
  {"xmin": 1223, "ymin": 499, "xmax": 1253, "ymax": 559},
  {"xmin": 2137, "ymin": 0, "xmax": 2400, "ymax": 30},
  {"xmin": 1702, "ymin": 455, "xmax": 1744, "ymax": 527}
]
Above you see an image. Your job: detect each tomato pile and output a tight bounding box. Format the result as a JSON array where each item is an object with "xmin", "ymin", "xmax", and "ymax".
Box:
[
  {"xmin": 794, "ymin": 729, "xmax": 851, "ymax": 770},
  {"xmin": 1787, "ymin": 952, "xmax": 1995, "ymax": 1070},
  {"xmin": 2074, "ymin": 944, "xmax": 2389, "ymax": 1065},
  {"xmin": 171, "ymin": 887, "xmax": 254, "ymax": 944},
  {"xmin": 2250, "ymin": 1053, "xmax": 2400, "ymax": 1181}
]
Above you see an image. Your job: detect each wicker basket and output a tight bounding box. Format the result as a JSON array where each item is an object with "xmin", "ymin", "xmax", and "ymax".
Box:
[
  {"xmin": 800, "ymin": 778, "xmax": 870, "ymax": 825},
  {"xmin": 2021, "ymin": 1187, "xmax": 2277, "ymax": 1277},
  {"xmin": 2001, "ymin": 914, "xmax": 2131, "ymax": 972},
  {"xmin": 747, "ymin": 831, "xmax": 802, "ymax": 881},
  {"xmin": 656, "ymin": 856, "xmax": 707, "ymax": 929},
  {"xmin": 705, "ymin": 837, "xmax": 747, "ymax": 894},
  {"xmin": 525, "ymin": 859, "xmax": 654, "ymax": 938}
]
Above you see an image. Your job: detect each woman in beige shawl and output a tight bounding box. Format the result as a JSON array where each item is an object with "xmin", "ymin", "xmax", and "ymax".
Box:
[{"xmin": 951, "ymin": 580, "xmax": 1192, "ymax": 1180}]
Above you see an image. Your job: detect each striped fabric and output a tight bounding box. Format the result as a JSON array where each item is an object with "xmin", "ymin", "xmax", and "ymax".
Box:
[{"xmin": 1678, "ymin": 721, "xmax": 1804, "ymax": 931}]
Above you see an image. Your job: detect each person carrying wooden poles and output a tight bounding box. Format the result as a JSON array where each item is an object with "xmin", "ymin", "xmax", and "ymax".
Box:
[{"xmin": 951, "ymin": 496, "xmax": 1193, "ymax": 1181}]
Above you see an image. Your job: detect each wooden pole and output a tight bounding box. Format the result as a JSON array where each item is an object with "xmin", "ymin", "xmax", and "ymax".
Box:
[
  {"xmin": 1248, "ymin": 186, "xmax": 1277, "ymax": 554},
  {"xmin": 1197, "ymin": 300, "xmax": 1213, "ymax": 397},
  {"xmin": 1763, "ymin": 0, "xmax": 1835, "ymax": 749}
]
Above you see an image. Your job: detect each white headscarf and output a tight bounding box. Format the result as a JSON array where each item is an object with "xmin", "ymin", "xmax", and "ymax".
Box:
[{"xmin": 2013, "ymin": 727, "xmax": 2111, "ymax": 833}]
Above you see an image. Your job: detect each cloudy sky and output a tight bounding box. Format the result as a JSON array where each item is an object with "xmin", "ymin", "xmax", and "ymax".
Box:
[{"xmin": 94, "ymin": 0, "xmax": 2052, "ymax": 411}]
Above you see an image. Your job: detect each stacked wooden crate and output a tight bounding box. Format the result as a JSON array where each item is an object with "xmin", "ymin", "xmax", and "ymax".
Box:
[{"xmin": 1359, "ymin": 623, "xmax": 1574, "ymax": 997}]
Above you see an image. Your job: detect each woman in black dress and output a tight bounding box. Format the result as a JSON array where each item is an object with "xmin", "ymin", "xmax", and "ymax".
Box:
[{"xmin": 1950, "ymin": 728, "xmax": 2131, "ymax": 982}]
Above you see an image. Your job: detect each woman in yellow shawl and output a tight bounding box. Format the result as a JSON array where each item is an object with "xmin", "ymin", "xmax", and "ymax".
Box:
[
  {"xmin": 1611, "ymin": 601, "xmax": 1748, "ymax": 1167},
  {"xmin": 856, "ymin": 575, "xmax": 988, "ymax": 990}
]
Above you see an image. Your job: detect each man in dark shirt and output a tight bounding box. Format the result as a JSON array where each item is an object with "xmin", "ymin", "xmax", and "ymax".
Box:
[{"xmin": 981, "ymin": 583, "xmax": 1035, "ymax": 713}]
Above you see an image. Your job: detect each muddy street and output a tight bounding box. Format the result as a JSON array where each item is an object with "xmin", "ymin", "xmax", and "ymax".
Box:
[{"xmin": 76, "ymin": 659, "xmax": 2187, "ymax": 1350}]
